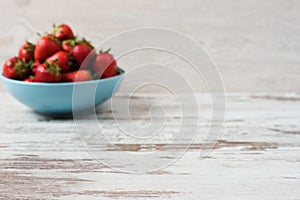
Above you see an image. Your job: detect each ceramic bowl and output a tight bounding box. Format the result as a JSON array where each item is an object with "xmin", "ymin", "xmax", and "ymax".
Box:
[{"xmin": 0, "ymin": 68, "xmax": 125, "ymax": 115}]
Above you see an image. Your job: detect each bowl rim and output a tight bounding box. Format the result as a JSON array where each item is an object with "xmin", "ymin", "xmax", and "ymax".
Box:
[{"xmin": 0, "ymin": 67, "xmax": 125, "ymax": 87}]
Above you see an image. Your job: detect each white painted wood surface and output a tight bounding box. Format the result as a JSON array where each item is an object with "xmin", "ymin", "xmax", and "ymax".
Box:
[{"xmin": 0, "ymin": 92, "xmax": 299, "ymax": 199}]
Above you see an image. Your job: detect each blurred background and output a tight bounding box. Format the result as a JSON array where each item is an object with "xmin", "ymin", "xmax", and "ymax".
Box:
[{"xmin": 0, "ymin": 0, "xmax": 299, "ymax": 92}]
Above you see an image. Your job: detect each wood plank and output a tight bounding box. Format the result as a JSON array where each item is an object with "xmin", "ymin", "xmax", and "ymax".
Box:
[{"xmin": 0, "ymin": 92, "xmax": 299, "ymax": 199}]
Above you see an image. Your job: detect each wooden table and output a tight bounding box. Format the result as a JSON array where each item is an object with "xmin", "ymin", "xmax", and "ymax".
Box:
[{"xmin": 0, "ymin": 92, "xmax": 299, "ymax": 199}]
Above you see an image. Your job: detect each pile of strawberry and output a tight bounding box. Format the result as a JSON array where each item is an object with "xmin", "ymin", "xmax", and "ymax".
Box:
[{"xmin": 2, "ymin": 24, "xmax": 119, "ymax": 82}]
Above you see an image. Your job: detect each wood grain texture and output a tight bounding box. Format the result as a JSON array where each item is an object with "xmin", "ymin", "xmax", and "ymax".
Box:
[
  {"xmin": 0, "ymin": 92, "xmax": 299, "ymax": 199},
  {"xmin": 0, "ymin": 0, "xmax": 299, "ymax": 92}
]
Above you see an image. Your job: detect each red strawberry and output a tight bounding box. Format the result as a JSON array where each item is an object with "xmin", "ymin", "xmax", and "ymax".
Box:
[
  {"xmin": 34, "ymin": 62, "xmax": 62, "ymax": 83},
  {"xmin": 24, "ymin": 76, "xmax": 35, "ymax": 82},
  {"xmin": 18, "ymin": 42, "xmax": 35, "ymax": 62},
  {"xmin": 93, "ymin": 50, "xmax": 117, "ymax": 78},
  {"xmin": 3, "ymin": 57, "xmax": 30, "ymax": 80},
  {"xmin": 61, "ymin": 70, "xmax": 91, "ymax": 82},
  {"xmin": 34, "ymin": 34, "xmax": 61, "ymax": 63},
  {"xmin": 46, "ymin": 51, "xmax": 71, "ymax": 73},
  {"xmin": 53, "ymin": 24, "xmax": 74, "ymax": 41},
  {"xmin": 62, "ymin": 37, "xmax": 93, "ymax": 52},
  {"xmin": 31, "ymin": 61, "xmax": 40, "ymax": 74},
  {"xmin": 70, "ymin": 44, "xmax": 93, "ymax": 67},
  {"xmin": 62, "ymin": 39, "xmax": 76, "ymax": 52},
  {"xmin": 80, "ymin": 38, "xmax": 94, "ymax": 48}
]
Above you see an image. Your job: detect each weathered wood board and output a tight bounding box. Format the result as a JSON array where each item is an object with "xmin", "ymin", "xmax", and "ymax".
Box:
[{"xmin": 0, "ymin": 92, "xmax": 299, "ymax": 199}]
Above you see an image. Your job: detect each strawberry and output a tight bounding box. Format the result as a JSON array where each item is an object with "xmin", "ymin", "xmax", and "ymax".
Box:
[
  {"xmin": 46, "ymin": 51, "xmax": 71, "ymax": 73},
  {"xmin": 61, "ymin": 70, "xmax": 91, "ymax": 82},
  {"xmin": 3, "ymin": 57, "xmax": 30, "ymax": 80},
  {"xmin": 80, "ymin": 38, "xmax": 94, "ymax": 48},
  {"xmin": 34, "ymin": 34, "xmax": 61, "ymax": 63},
  {"xmin": 70, "ymin": 44, "xmax": 93, "ymax": 67},
  {"xmin": 18, "ymin": 42, "xmax": 35, "ymax": 62},
  {"xmin": 31, "ymin": 61, "xmax": 40, "ymax": 74},
  {"xmin": 62, "ymin": 37, "xmax": 94, "ymax": 51},
  {"xmin": 53, "ymin": 24, "xmax": 74, "ymax": 41},
  {"xmin": 34, "ymin": 62, "xmax": 62, "ymax": 83},
  {"xmin": 24, "ymin": 76, "xmax": 35, "ymax": 82},
  {"xmin": 62, "ymin": 39, "xmax": 76, "ymax": 52},
  {"xmin": 93, "ymin": 50, "xmax": 117, "ymax": 78}
]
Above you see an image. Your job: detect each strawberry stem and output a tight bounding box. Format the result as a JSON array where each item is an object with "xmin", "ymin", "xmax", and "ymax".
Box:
[{"xmin": 99, "ymin": 48, "xmax": 111, "ymax": 54}]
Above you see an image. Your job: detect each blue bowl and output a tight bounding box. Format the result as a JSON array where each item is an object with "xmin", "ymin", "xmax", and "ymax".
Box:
[{"xmin": 0, "ymin": 68, "xmax": 125, "ymax": 115}]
